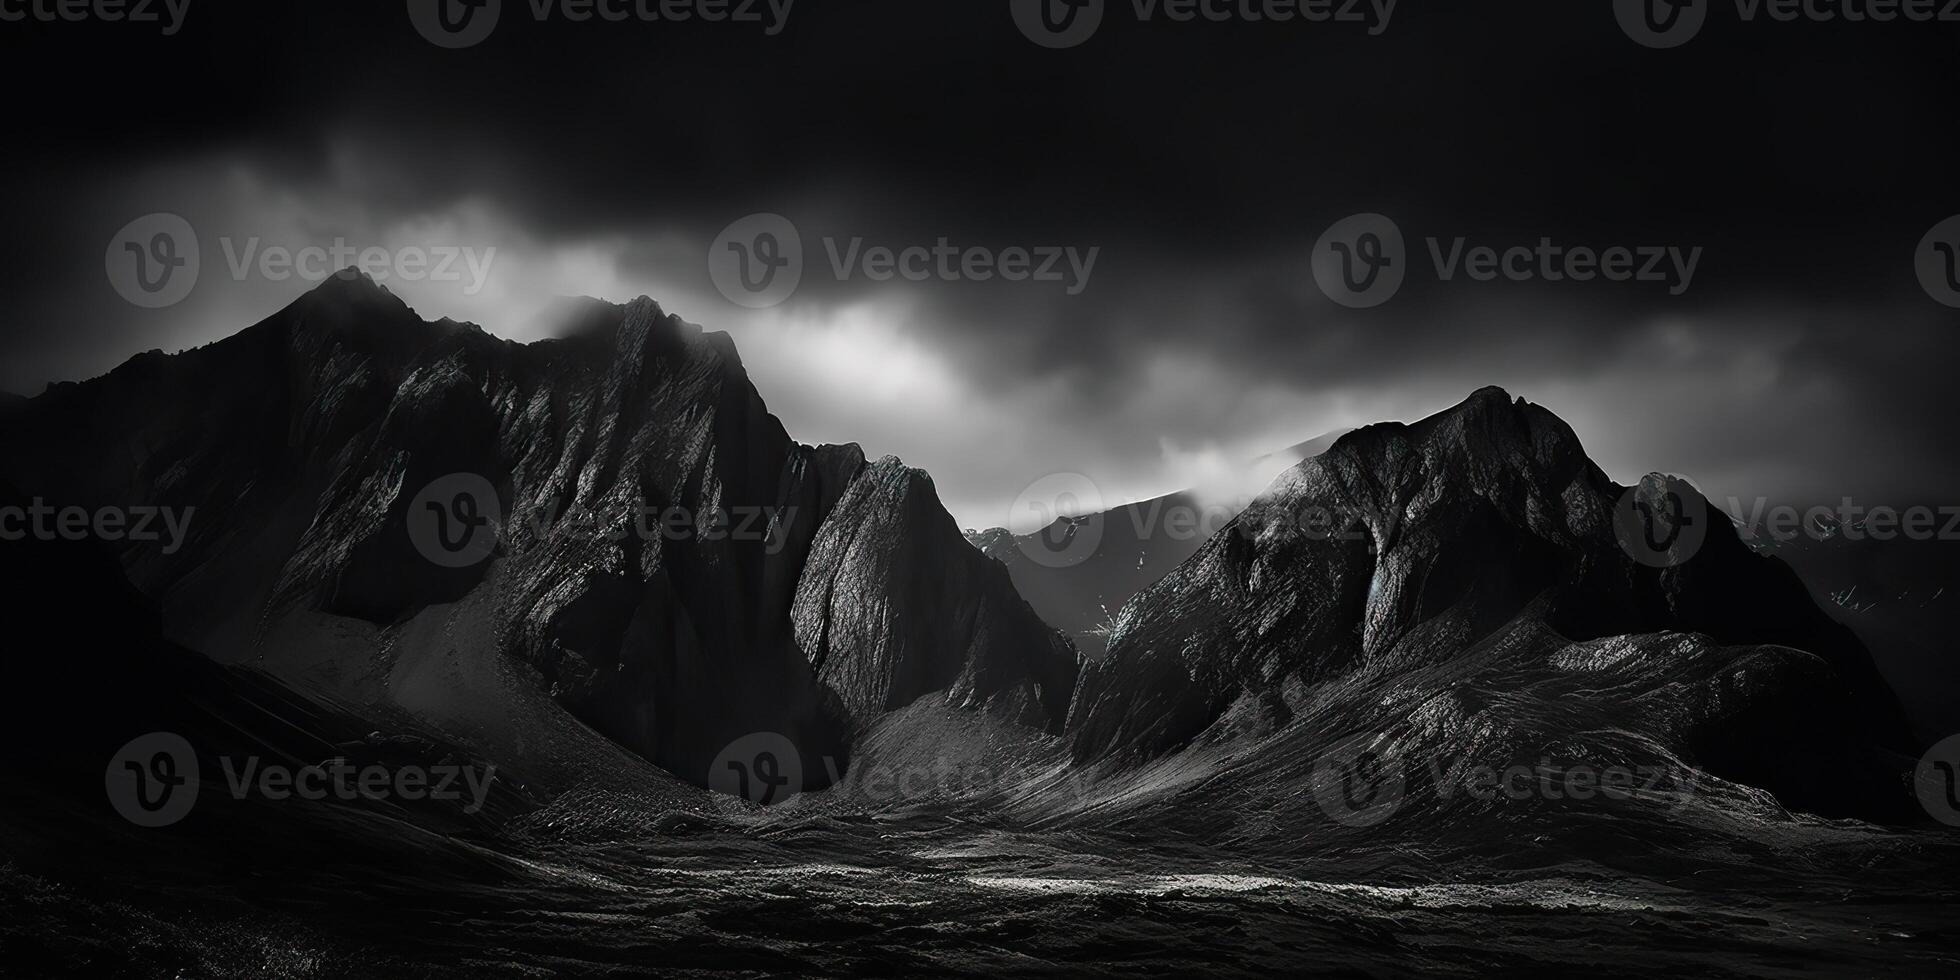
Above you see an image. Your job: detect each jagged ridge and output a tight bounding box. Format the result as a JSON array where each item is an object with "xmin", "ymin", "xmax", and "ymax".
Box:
[
  {"xmin": 0, "ymin": 273, "xmax": 1079, "ymax": 793},
  {"xmin": 1065, "ymin": 387, "xmax": 1916, "ymax": 820}
]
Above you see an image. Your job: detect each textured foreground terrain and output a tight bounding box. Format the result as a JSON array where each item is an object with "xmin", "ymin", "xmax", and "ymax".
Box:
[{"xmin": 6, "ymin": 764, "xmax": 1959, "ymax": 978}]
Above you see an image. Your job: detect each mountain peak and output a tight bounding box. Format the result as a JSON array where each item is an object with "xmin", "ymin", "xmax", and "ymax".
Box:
[
  {"xmin": 304, "ymin": 266, "xmax": 396, "ymax": 301},
  {"xmin": 1316, "ymin": 386, "xmax": 1587, "ymax": 498},
  {"xmin": 1068, "ymin": 389, "xmax": 1914, "ymax": 819},
  {"xmin": 1439, "ymin": 384, "xmax": 1540, "ymax": 426},
  {"xmin": 1464, "ymin": 383, "xmax": 1518, "ymax": 405},
  {"xmin": 278, "ymin": 267, "xmax": 424, "ymax": 335}
]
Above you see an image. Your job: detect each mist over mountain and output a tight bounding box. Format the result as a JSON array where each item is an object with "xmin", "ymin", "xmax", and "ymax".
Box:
[
  {"xmin": 967, "ymin": 430, "xmax": 1347, "ymax": 660},
  {"xmin": 1, "ymin": 272, "xmax": 1077, "ymax": 795},
  {"xmin": 6, "ymin": 0, "xmax": 1960, "ymax": 972},
  {"xmin": 1067, "ymin": 389, "xmax": 1916, "ymax": 821},
  {"xmin": 1, "ymin": 281, "xmax": 1954, "ymax": 976}
]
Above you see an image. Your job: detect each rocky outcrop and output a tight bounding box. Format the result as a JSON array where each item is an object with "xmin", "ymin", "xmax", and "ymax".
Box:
[
  {"xmin": 794, "ymin": 457, "xmax": 1078, "ymax": 733},
  {"xmin": 0, "ymin": 273, "xmax": 1078, "ymax": 795},
  {"xmin": 1067, "ymin": 388, "xmax": 1917, "ymax": 819}
]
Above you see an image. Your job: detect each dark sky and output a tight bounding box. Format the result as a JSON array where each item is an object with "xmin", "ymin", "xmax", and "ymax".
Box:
[{"xmin": 4, "ymin": 1, "xmax": 1958, "ymax": 527}]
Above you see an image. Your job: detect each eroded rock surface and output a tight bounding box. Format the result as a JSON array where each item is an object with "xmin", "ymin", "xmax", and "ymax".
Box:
[
  {"xmin": 1, "ymin": 274, "xmax": 1078, "ymax": 792},
  {"xmin": 1067, "ymin": 388, "xmax": 1916, "ymax": 819}
]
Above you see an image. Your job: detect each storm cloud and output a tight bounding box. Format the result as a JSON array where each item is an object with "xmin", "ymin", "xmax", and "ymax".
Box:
[{"xmin": 3, "ymin": 0, "xmax": 1956, "ymax": 527}]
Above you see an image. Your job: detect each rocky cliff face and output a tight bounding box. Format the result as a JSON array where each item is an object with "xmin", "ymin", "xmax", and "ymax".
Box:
[
  {"xmin": 1066, "ymin": 388, "xmax": 1917, "ymax": 819},
  {"xmin": 795, "ymin": 458, "xmax": 1078, "ymax": 732},
  {"xmin": 0, "ymin": 273, "xmax": 1078, "ymax": 793}
]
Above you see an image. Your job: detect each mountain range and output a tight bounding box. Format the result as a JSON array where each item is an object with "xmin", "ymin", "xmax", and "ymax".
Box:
[{"xmin": 0, "ymin": 273, "xmax": 1945, "ymax": 973}]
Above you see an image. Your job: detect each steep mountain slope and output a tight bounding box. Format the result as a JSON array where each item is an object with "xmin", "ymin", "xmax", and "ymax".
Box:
[
  {"xmin": 0, "ymin": 273, "xmax": 1077, "ymax": 793},
  {"xmin": 1064, "ymin": 388, "xmax": 1917, "ymax": 821},
  {"xmin": 1743, "ymin": 517, "xmax": 1960, "ymax": 743},
  {"xmin": 968, "ymin": 431, "xmax": 1347, "ymax": 659}
]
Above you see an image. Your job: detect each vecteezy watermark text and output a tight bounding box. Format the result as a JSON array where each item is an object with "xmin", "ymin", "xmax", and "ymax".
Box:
[
  {"xmin": 105, "ymin": 732, "xmax": 496, "ymax": 828},
  {"xmin": 0, "ymin": 499, "xmax": 195, "ymax": 555},
  {"xmin": 1312, "ymin": 733, "xmax": 1696, "ymax": 828},
  {"xmin": 407, "ymin": 473, "xmax": 799, "ymax": 569},
  {"xmin": 1011, "ymin": 0, "xmax": 1396, "ymax": 49},
  {"xmin": 709, "ymin": 213, "xmax": 1100, "ymax": 308},
  {"xmin": 0, "ymin": 0, "xmax": 190, "ymax": 34},
  {"xmin": 1611, "ymin": 475, "xmax": 1960, "ymax": 568},
  {"xmin": 709, "ymin": 731, "xmax": 1110, "ymax": 806},
  {"xmin": 219, "ymin": 238, "xmax": 497, "ymax": 296},
  {"xmin": 216, "ymin": 756, "xmax": 495, "ymax": 813},
  {"xmin": 106, "ymin": 213, "xmax": 497, "ymax": 309},
  {"xmin": 1312, "ymin": 214, "xmax": 1703, "ymax": 309},
  {"xmin": 1616, "ymin": 0, "xmax": 1960, "ymax": 49},
  {"xmin": 1730, "ymin": 497, "xmax": 1960, "ymax": 544},
  {"xmin": 408, "ymin": 0, "xmax": 795, "ymax": 49}
]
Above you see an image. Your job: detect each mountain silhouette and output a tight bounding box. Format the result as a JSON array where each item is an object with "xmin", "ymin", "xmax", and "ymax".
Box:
[
  {"xmin": 1065, "ymin": 388, "xmax": 1918, "ymax": 821},
  {"xmin": 0, "ymin": 272, "xmax": 1078, "ymax": 794}
]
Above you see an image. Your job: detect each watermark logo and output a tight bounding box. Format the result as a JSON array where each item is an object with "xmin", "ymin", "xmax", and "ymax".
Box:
[
  {"xmin": 106, "ymin": 733, "xmax": 200, "ymax": 828},
  {"xmin": 1313, "ymin": 734, "xmax": 1698, "ymax": 826},
  {"xmin": 107, "ymin": 215, "xmax": 498, "ymax": 308},
  {"xmin": 1011, "ymin": 0, "xmax": 1104, "ymax": 47},
  {"xmin": 1012, "ymin": 0, "xmax": 1395, "ymax": 48},
  {"xmin": 220, "ymin": 238, "xmax": 498, "ymax": 296},
  {"xmin": 1314, "ymin": 214, "xmax": 1703, "ymax": 308},
  {"xmin": 710, "ymin": 212, "xmax": 804, "ymax": 308},
  {"xmin": 1614, "ymin": 478, "xmax": 1709, "ymax": 568},
  {"xmin": 410, "ymin": 0, "xmax": 794, "ymax": 47},
  {"xmin": 1729, "ymin": 497, "xmax": 1960, "ymax": 546},
  {"xmin": 1618, "ymin": 0, "xmax": 1960, "ymax": 48},
  {"xmin": 710, "ymin": 731, "xmax": 802, "ymax": 804},
  {"xmin": 407, "ymin": 473, "xmax": 504, "ymax": 569},
  {"xmin": 710, "ymin": 731, "xmax": 1112, "ymax": 805},
  {"xmin": 709, "ymin": 213, "xmax": 1100, "ymax": 308},
  {"xmin": 1313, "ymin": 213, "xmax": 1405, "ymax": 309},
  {"xmin": 0, "ymin": 0, "xmax": 190, "ymax": 34},
  {"xmin": 1615, "ymin": 0, "xmax": 1707, "ymax": 48},
  {"xmin": 107, "ymin": 732, "xmax": 497, "ymax": 826},
  {"xmin": 1915, "ymin": 215, "xmax": 1960, "ymax": 308},
  {"xmin": 1311, "ymin": 733, "xmax": 1407, "ymax": 828},
  {"xmin": 405, "ymin": 475, "xmax": 796, "ymax": 566},
  {"xmin": 216, "ymin": 756, "xmax": 495, "ymax": 814},
  {"xmin": 1915, "ymin": 733, "xmax": 1960, "ymax": 827},
  {"xmin": 106, "ymin": 213, "xmax": 199, "ymax": 309},
  {"xmin": 1009, "ymin": 472, "xmax": 1107, "ymax": 568},
  {"xmin": 407, "ymin": 0, "xmax": 501, "ymax": 47},
  {"xmin": 1440, "ymin": 758, "xmax": 1694, "ymax": 808}
]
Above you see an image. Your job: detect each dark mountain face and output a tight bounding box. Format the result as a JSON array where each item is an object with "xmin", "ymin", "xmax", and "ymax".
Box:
[
  {"xmin": 0, "ymin": 470, "xmax": 555, "ymax": 900},
  {"xmin": 1063, "ymin": 388, "xmax": 1918, "ymax": 821},
  {"xmin": 967, "ymin": 431, "xmax": 1347, "ymax": 661},
  {"xmin": 1, "ymin": 307, "xmax": 1947, "ymax": 975},
  {"xmin": 0, "ymin": 279, "xmax": 1921, "ymax": 829},
  {"xmin": 0, "ymin": 272, "xmax": 1078, "ymax": 794},
  {"xmin": 1743, "ymin": 519, "xmax": 1960, "ymax": 744}
]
